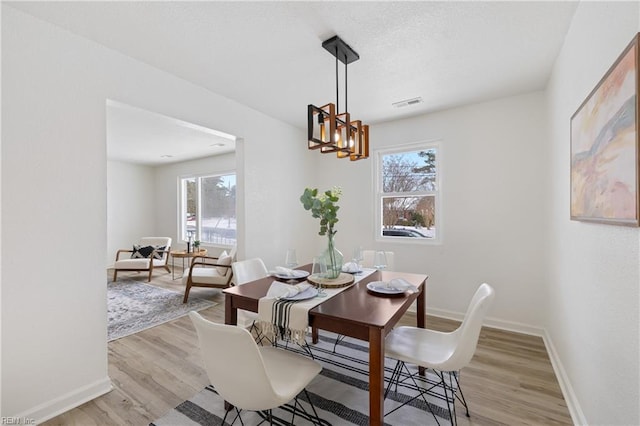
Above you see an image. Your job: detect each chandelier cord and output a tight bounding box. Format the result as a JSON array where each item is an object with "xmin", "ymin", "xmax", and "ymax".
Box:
[
  {"xmin": 335, "ymin": 46, "xmax": 339, "ymax": 114},
  {"xmin": 345, "ymin": 52, "xmax": 348, "ymax": 113}
]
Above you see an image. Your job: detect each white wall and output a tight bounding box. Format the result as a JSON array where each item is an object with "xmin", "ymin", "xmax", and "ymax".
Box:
[
  {"xmin": 240, "ymin": 137, "xmax": 321, "ymax": 270},
  {"xmin": 106, "ymin": 160, "xmax": 156, "ymax": 267},
  {"xmin": 317, "ymin": 92, "xmax": 549, "ymax": 330},
  {"xmin": 154, "ymin": 153, "xmax": 235, "ymax": 254},
  {"xmin": 1, "ymin": 6, "xmax": 313, "ymax": 421},
  {"xmin": 546, "ymin": 2, "xmax": 640, "ymax": 425}
]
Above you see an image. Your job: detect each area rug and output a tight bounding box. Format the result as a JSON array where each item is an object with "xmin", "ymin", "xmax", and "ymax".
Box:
[
  {"xmin": 108, "ymin": 280, "xmax": 216, "ymax": 341},
  {"xmin": 151, "ymin": 333, "xmax": 453, "ymax": 425}
]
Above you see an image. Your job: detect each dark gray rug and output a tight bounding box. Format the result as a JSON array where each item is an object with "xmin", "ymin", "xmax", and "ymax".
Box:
[
  {"xmin": 108, "ymin": 280, "xmax": 216, "ymax": 341},
  {"xmin": 151, "ymin": 333, "xmax": 453, "ymax": 425}
]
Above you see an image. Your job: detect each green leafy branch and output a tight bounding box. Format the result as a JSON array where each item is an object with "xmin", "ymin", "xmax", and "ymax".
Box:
[{"xmin": 300, "ymin": 187, "xmax": 342, "ymax": 236}]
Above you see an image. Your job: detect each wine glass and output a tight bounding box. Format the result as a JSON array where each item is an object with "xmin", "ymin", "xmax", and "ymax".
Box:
[
  {"xmin": 285, "ymin": 249, "xmax": 298, "ymax": 268},
  {"xmin": 311, "ymin": 256, "xmax": 327, "ymax": 298},
  {"xmin": 373, "ymin": 251, "xmax": 388, "ymax": 271},
  {"xmin": 352, "ymin": 246, "xmax": 364, "ymax": 272}
]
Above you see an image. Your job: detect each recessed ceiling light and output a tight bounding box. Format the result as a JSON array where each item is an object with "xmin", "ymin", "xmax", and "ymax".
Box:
[
  {"xmin": 160, "ymin": 155, "xmax": 173, "ymax": 158},
  {"xmin": 210, "ymin": 143, "xmax": 225, "ymax": 148},
  {"xmin": 392, "ymin": 97, "xmax": 423, "ymax": 108}
]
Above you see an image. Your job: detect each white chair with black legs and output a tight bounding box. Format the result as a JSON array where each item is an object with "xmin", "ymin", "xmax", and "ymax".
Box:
[
  {"xmin": 384, "ymin": 283, "xmax": 495, "ymax": 425},
  {"xmin": 231, "ymin": 258, "xmax": 270, "ymax": 343},
  {"xmin": 189, "ymin": 312, "xmax": 324, "ymax": 425}
]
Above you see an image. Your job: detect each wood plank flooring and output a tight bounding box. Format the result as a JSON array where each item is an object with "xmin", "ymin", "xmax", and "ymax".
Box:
[{"xmin": 42, "ymin": 269, "xmax": 572, "ymax": 425}]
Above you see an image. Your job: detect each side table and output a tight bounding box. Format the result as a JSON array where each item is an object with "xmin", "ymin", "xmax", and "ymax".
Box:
[{"xmin": 170, "ymin": 249, "xmax": 208, "ymax": 280}]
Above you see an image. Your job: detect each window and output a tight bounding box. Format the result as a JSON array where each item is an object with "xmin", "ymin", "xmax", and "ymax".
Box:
[
  {"xmin": 376, "ymin": 142, "xmax": 440, "ymax": 242},
  {"xmin": 180, "ymin": 173, "xmax": 236, "ymax": 246}
]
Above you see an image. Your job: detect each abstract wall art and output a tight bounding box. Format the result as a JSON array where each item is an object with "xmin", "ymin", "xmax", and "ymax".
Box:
[{"xmin": 571, "ymin": 33, "xmax": 640, "ymax": 226}]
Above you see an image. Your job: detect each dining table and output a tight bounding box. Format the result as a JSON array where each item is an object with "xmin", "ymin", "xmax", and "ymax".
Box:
[{"xmin": 223, "ymin": 264, "xmax": 428, "ymax": 426}]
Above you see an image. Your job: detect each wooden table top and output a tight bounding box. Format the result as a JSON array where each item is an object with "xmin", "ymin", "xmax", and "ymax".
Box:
[
  {"xmin": 223, "ymin": 264, "xmax": 427, "ymax": 329},
  {"xmin": 170, "ymin": 249, "xmax": 208, "ymax": 258}
]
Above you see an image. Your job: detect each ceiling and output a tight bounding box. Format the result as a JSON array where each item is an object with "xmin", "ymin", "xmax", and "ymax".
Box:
[
  {"xmin": 8, "ymin": 1, "xmax": 578, "ymax": 163},
  {"xmin": 107, "ymin": 101, "xmax": 235, "ymax": 166}
]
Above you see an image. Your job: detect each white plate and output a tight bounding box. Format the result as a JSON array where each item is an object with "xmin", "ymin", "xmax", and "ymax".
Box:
[
  {"xmin": 273, "ymin": 270, "xmax": 310, "ymax": 280},
  {"xmin": 366, "ymin": 281, "xmax": 406, "ymax": 295},
  {"xmin": 280, "ymin": 286, "xmax": 319, "ymax": 301}
]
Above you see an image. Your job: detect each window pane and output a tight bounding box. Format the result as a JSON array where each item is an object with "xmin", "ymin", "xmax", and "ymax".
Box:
[
  {"xmin": 381, "ymin": 195, "xmax": 435, "ymax": 238},
  {"xmin": 200, "ymin": 174, "xmax": 236, "ymax": 245},
  {"xmin": 184, "ymin": 177, "xmax": 197, "ymax": 240},
  {"xmin": 382, "ymin": 149, "xmax": 436, "ymax": 193}
]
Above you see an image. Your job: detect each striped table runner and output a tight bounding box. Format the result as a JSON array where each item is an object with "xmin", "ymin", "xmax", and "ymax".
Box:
[{"xmin": 257, "ymin": 269, "xmax": 375, "ymax": 345}]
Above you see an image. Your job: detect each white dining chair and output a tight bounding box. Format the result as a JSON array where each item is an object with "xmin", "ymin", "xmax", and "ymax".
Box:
[
  {"xmin": 189, "ymin": 312, "xmax": 324, "ymax": 425},
  {"xmin": 384, "ymin": 283, "xmax": 495, "ymax": 425},
  {"xmin": 231, "ymin": 258, "xmax": 270, "ymax": 341}
]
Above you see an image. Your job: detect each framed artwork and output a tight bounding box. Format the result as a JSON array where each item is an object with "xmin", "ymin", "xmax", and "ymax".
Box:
[{"xmin": 570, "ymin": 33, "xmax": 640, "ymax": 226}]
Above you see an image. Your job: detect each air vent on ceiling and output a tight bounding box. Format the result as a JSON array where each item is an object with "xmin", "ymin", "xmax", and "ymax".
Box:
[{"xmin": 392, "ymin": 97, "xmax": 424, "ymax": 108}]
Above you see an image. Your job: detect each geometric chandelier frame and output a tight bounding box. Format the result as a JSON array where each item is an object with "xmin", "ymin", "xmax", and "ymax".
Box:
[{"xmin": 307, "ymin": 35, "xmax": 369, "ymax": 161}]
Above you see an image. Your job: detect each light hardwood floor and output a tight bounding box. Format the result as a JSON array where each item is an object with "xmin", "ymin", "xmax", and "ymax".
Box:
[{"xmin": 43, "ymin": 269, "xmax": 572, "ymax": 425}]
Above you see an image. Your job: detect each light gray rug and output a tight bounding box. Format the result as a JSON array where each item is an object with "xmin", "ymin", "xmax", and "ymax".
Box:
[
  {"xmin": 108, "ymin": 280, "xmax": 216, "ymax": 341},
  {"xmin": 151, "ymin": 333, "xmax": 453, "ymax": 425}
]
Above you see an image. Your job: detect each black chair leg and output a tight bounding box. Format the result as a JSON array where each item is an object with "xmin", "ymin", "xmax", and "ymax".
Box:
[
  {"xmin": 384, "ymin": 360, "xmax": 403, "ymax": 399},
  {"xmin": 452, "ymin": 371, "xmax": 470, "ymax": 417},
  {"xmin": 303, "ymin": 388, "xmax": 324, "ymax": 425},
  {"xmin": 222, "ymin": 407, "xmax": 245, "ymax": 426},
  {"xmin": 332, "ymin": 333, "xmax": 347, "ymax": 352}
]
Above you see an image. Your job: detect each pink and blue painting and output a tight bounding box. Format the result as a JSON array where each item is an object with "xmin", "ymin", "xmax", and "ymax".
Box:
[{"xmin": 571, "ymin": 34, "xmax": 639, "ymax": 226}]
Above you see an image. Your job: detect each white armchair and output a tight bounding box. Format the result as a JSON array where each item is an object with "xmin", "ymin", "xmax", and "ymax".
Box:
[
  {"xmin": 182, "ymin": 246, "xmax": 237, "ymax": 303},
  {"xmin": 112, "ymin": 237, "xmax": 172, "ymax": 282}
]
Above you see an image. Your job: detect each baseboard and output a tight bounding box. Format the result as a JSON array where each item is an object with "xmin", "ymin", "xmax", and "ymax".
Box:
[
  {"xmin": 542, "ymin": 330, "xmax": 587, "ymax": 426},
  {"xmin": 15, "ymin": 377, "xmax": 112, "ymax": 424},
  {"xmin": 426, "ymin": 306, "xmax": 546, "ymax": 336}
]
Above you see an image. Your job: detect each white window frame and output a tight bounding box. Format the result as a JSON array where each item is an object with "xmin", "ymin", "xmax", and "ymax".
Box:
[
  {"xmin": 178, "ymin": 170, "xmax": 236, "ymax": 247},
  {"xmin": 374, "ymin": 140, "xmax": 442, "ymax": 245}
]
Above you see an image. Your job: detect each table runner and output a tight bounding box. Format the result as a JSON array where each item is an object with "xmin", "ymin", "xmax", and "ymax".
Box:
[{"xmin": 257, "ymin": 268, "xmax": 375, "ymax": 345}]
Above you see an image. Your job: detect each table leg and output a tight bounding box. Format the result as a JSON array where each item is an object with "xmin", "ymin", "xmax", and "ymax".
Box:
[
  {"xmin": 369, "ymin": 327, "xmax": 384, "ymax": 426},
  {"xmin": 417, "ymin": 282, "xmax": 425, "ymax": 329},
  {"xmin": 224, "ymin": 294, "xmax": 238, "ymax": 326},
  {"xmin": 171, "ymin": 256, "xmax": 175, "ymax": 280},
  {"xmin": 417, "ymin": 282, "xmax": 426, "ymax": 376}
]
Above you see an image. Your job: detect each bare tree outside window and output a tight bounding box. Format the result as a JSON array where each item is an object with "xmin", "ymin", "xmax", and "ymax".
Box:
[
  {"xmin": 379, "ymin": 146, "xmax": 438, "ymax": 239},
  {"xmin": 181, "ymin": 173, "xmax": 236, "ymax": 245},
  {"xmin": 184, "ymin": 178, "xmax": 197, "ymax": 237}
]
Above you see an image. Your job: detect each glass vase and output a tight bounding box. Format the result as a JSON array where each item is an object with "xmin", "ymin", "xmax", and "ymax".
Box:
[{"xmin": 322, "ymin": 233, "xmax": 343, "ymax": 279}]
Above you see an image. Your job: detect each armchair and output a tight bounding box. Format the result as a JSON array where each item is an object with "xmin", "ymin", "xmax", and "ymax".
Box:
[
  {"xmin": 182, "ymin": 246, "xmax": 236, "ymax": 303},
  {"xmin": 112, "ymin": 237, "xmax": 172, "ymax": 282}
]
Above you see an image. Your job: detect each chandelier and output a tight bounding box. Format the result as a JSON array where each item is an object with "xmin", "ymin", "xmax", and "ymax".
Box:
[{"xmin": 307, "ymin": 36, "xmax": 369, "ymax": 161}]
